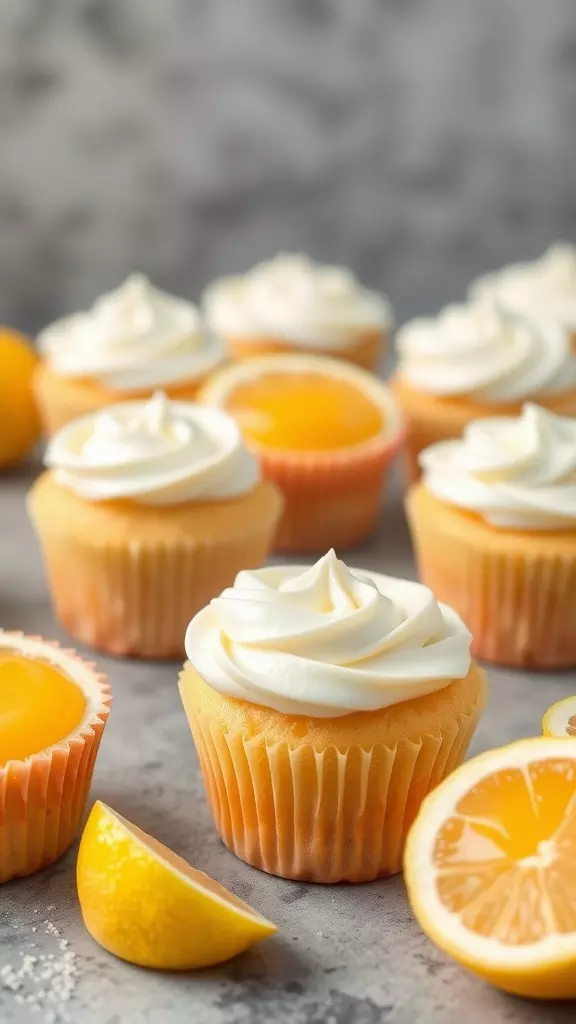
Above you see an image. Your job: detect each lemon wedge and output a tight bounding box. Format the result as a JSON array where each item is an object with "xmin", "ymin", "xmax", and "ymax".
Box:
[
  {"xmin": 542, "ymin": 696, "xmax": 576, "ymax": 738},
  {"xmin": 77, "ymin": 801, "xmax": 277, "ymax": 969}
]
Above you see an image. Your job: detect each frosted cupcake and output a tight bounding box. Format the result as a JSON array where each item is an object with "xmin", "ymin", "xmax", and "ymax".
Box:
[
  {"xmin": 179, "ymin": 550, "xmax": 487, "ymax": 883},
  {"xmin": 34, "ymin": 274, "xmax": 226, "ymax": 435},
  {"xmin": 407, "ymin": 403, "xmax": 576, "ymax": 668},
  {"xmin": 393, "ymin": 299, "xmax": 576, "ymax": 480},
  {"xmin": 28, "ymin": 393, "xmax": 282, "ymax": 658},
  {"xmin": 0, "ymin": 632, "xmax": 110, "ymax": 882},
  {"xmin": 470, "ymin": 242, "xmax": 576, "ymax": 346},
  {"xmin": 202, "ymin": 253, "xmax": 392, "ymax": 371},
  {"xmin": 199, "ymin": 354, "xmax": 404, "ymax": 552}
]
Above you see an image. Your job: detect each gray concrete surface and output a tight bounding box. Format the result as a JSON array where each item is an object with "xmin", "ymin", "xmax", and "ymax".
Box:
[
  {"xmin": 0, "ymin": 1, "xmax": 575, "ymax": 332},
  {"xmin": 2, "ymin": 463, "xmax": 576, "ymax": 1023}
]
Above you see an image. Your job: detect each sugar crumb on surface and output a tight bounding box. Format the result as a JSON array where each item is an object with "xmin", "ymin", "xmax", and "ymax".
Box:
[{"xmin": 0, "ymin": 910, "xmax": 79, "ymax": 1022}]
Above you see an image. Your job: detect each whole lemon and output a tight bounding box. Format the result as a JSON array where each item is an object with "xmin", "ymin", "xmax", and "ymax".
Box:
[{"xmin": 0, "ymin": 328, "xmax": 40, "ymax": 468}]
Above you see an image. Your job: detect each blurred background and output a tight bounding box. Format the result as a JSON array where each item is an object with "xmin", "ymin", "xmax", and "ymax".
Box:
[{"xmin": 1, "ymin": 0, "xmax": 575, "ymax": 334}]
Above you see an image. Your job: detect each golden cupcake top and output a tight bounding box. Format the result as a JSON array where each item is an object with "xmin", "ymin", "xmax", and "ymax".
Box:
[
  {"xmin": 202, "ymin": 253, "xmax": 392, "ymax": 346},
  {"xmin": 419, "ymin": 402, "xmax": 576, "ymax": 530},
  {"xmin": 38, "ymin": 274, "xmax": 225, "ymax": 390},
  {"xmin": 44, "ymin": 391, "xmax": 261, "ymax": 505},
  {"xmin": 396, "ymin": 299, "xmax": 576, "ymax": 401},
  {"xmin": 199, "ymin": 353, "xmax": 402, "ymax": 453},
  {"xmin": 185, "ymin": 549, "xmax": 472, "ymax": 717},
  {"xmin": 0, "ymin": 632, "xmax": 110, "ymax": 767}
]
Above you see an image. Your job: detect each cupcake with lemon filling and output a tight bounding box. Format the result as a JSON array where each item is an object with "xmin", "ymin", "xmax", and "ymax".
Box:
[
  {"xmin": 470, "ymin": 242, "xmax": 576, "ymax": 346},
  {"xmin": 179, "ymin": 550, "xmax": 486, "ymax": 883},
  {"xmin": 202, "ymin": 253, "xmax": 391, "ymax": 370},
  {"xmin": 34, "ymin": 274, "xmax": 226, "ymax": 435},
  {"xmin": 199, "ymin": 353, "xmax": 403, "ymax": 552},
  {"xmin": 28, "ymin": 393, "xmax": 282, "ymax": 658},
  {"xmin": 0, "ymin": 632, "xmax": 110, "ymax": 882},
  {"xmin": 393, "ymin": 299, "xmax": 576, "ymax": 481},
  {"xmin": 407, "ymin": 403, "xmax": 576, "ymax": 667}
]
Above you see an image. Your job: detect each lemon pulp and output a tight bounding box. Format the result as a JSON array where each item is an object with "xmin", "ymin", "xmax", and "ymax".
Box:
[
  {"xmin": 0, "ymin": 652, "xmax": 86, "ymax": 766},
  {"xmin": 226, "ymin": 372, "xmax": 384, "ymax": 451}
]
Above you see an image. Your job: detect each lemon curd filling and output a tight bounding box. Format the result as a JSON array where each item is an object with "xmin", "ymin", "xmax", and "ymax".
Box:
[
  {"xmin": 226, "ymin": 372, "xmax": 384, "ymax": 451},
  {"xmin": 0, "ymin": 652, "xmax": 87, "ymax": 766}
]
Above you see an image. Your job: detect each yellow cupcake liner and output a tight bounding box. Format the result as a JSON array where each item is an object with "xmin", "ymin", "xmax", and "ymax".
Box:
[
  {"xmin": 408, "ymin": 484, "xmax": 576, "ymax": 668},
  {"xmin": 180, "ymin": 670, "xmax": 486, "ymax": 884},
  {"xmin": 29, "ymin": 472, "xmax": 282, "ymax": 659},
  {"xmin": 33, "ymin": 523, "xmax": 280, "ymax": 660},
  {"xmin": 0, "ymin": 634, "xmax": 110, "ymax": 883}
]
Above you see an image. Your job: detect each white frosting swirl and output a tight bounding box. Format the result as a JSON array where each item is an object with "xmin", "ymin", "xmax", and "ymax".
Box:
[
  {"xmin": 421, "ymin": 403, "xmax": 576, "ymax": 530},
  {"xmin": 396, "ymin": 300, "xmax": 576, "ymax": 401},
  {"xmin": 39, "ymin": 274, "xmax": 225, "ymax": 391},
  {"xmin": 185, "ymin": 550, "xmax": 471, "ymax": 717},
  {"xmin": 202, "ymin": 253, "xmax": 391, "ymax": 348},
  {"xmin": 470, "ymin": 243, "xmax": 576, "ymax": 330},
  {"xmin": 45, "ymin": 392, "xmax": 260, "ymax": 505}
]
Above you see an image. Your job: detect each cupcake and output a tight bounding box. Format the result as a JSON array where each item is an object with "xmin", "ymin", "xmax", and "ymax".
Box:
[
  {"xmin": 0, "ymin": 631, "xmax": 110, "ymax": 882},
  {"xmin": 28, "ymin": 393, "xmax": 282, "ymax": 659},
  {"xmin": 199, "ymin": 353, "xmax": 404, "ymax": 552},
  {"xmin": 407, "ymin": 403, "xmax": 576, "ymax": 668},
  {"xmin": 34, "ymin": 274, "xmax": 226, "ymax": 435},
  {"xmin": 179, "ymin": 550, "xmax": 487, "ymax": 883},
  {"xmin": 393, "ymin": 299, "xmax": 576, "ymax": 481},
  {"xmin": 470, "ymin": 242, "xmax": 576, "ymax": 347},
  {"xmin": 202, "ymin": 253, "xmax": 392, "ymax": 371}
]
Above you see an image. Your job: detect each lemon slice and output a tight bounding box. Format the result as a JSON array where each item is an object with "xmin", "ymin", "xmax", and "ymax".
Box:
[
  {"xmin": 404, "ymin": 738, "xmax": 576, "ymax": 999},
  {"xmin": 77, "ymin": 802, "xmax": 277, "ymax": 969},
  {"xmin": 542, "ymin": 697, "xmax": 576, "ymax": 738}
]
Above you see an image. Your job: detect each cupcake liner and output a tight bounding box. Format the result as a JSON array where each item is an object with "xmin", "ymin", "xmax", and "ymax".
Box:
[
  {"xmin": 404, "ymin": 436, "xmax": 427, "ymax": 486},
  {"xmin": 40, "ymin": 534, "xmax": 279, "ymax": 659},
  {"xmin": 34, "ymin": 363, "xmax": 214, "ymax": 437},
  {"xmin": 407, "ymin": 484, "xmax": 576, "ymax": 668},
  {"xmin": 180, "ymin": 666, "xmax": 486, "ymax": 883},
  {"xmin": 29, "ymin": 477, "xmax": 283, "ymax": 659},
  {"xmin": 225, "ymin": 329, "xmax": 386, "ymax": 372},
  {"xmin": 0, "ymin": 635, "xmax": 110, "ymax": 883},
  {"xmin": 259, "ymin": 434, "xmax": 402, "ymax": 552}
]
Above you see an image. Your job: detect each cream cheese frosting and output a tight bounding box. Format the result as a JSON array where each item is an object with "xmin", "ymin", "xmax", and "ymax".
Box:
[
  {"xmin": 396, "ymin": 300, "xmax": 576, "ymax": 401},
  {"xmin": 185, "ymin": 549, "xmax": 471, "ymax": 717},
  {"xmin": 38, "ymin": 274, "xmax": 225, "ymax": 391},
  {"xmin": 45, "ymin": 392, "xmax": 260, "ymax": 506},
  {"xmin": 420, "ymin": 403, "xmax": 576, "ymax": 530},
  {"xmin": 202, "ymin": 253, "xmax": 392, "ymax": 347},
  {"xmin": 470, "ymin": 243, "xmax": 576, "ymax": 330}
]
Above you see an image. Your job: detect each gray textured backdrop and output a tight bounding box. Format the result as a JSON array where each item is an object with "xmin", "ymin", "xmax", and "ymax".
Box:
[{"xmin": 1, "ymin": 0, "xmax": 575, "ymax": 334}]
